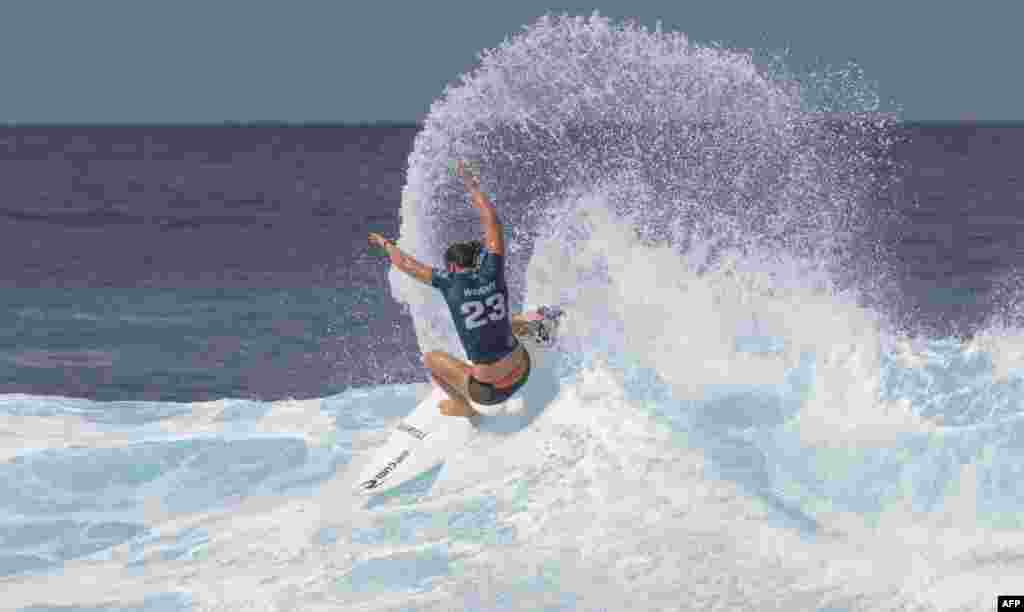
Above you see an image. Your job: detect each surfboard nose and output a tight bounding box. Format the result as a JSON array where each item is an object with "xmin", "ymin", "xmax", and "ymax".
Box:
[{"xmin": 353, "ymin": 386, "xmax": 475, "ymax": 497}]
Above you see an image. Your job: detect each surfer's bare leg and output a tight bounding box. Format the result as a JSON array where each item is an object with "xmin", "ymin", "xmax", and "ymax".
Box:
[
  {"xmin": 423, "ymin": 350, "xmax": 477, "ymax": 418},
  {"xmin": 510, "ymin": 313, "xmax": 531, "ymax": 337},
  {"xmin": 512, "ymin": 307, "xmax": 562, "ymax": 346}
]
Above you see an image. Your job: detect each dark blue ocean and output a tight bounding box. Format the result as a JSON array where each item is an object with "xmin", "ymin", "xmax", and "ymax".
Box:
[
  {"xmin": 0, "ymin": 126, "xmax": 425, "ymax": 402},
  {"xmin": 1, "ymin": 123, "xmax": 1021, "ymax": 403}
]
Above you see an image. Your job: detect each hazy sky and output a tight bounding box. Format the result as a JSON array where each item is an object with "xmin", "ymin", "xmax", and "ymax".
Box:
[{"xmin": 2, "ymin": 1, "xmax": 1021, "ymax": 123}]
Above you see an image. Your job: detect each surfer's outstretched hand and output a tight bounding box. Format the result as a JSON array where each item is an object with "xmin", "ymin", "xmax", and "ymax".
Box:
[
  {"xmin": 456, "ymin": 160, "xmax": 481, "ymax": 192},
  {"xmin": 368, "ymin": 232, "xmax": 390, "ymax": 252}
]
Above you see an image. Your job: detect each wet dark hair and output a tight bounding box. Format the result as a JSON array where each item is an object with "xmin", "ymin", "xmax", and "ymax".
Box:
[{"xmin": 444, "ymin": 240, "xmax": 483, "ymax": 268}]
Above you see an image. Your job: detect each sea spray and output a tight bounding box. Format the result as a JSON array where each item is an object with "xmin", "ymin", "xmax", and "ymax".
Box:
[
  {"xmin": 374, "ymin": 13, "xmax": 1024, "ymax": 610},
  {"xmin": 393, "ymin": 13, "xmax": 895, "ymax": 370}
]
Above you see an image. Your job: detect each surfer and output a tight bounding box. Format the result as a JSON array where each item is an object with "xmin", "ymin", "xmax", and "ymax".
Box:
[{"xmin": 369, "ymin": 161, "xmax": 548, "ymax": 419}]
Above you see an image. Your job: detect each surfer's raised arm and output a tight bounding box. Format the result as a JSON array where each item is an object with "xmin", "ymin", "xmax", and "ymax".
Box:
[
  {"xmin": 368, "ymin": 232, "xmax": 434, "ymax": 285},
  {"xmin": 457, "ymin": 161, "xmax": 504, "ymax": 257}
]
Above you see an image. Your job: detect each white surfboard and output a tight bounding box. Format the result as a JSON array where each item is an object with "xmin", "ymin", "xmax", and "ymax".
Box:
[
  {"xmin": 353, "ymin": 306, "xmax": 566, "ymax": 497},
  {"xmin": 353, "ymin": 385, "xmax": 475, "ymax": 496}
]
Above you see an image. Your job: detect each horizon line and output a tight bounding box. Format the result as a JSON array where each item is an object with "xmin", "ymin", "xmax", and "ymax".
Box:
[{"xmin": 1, "ymin": 119, "xmax": 1023, "ymax": 128}]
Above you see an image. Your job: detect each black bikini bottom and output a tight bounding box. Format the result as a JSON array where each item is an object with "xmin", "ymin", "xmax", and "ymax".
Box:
[{"xmin": 467, "ymin": 349, "xmax": 531, "ymax": 406}]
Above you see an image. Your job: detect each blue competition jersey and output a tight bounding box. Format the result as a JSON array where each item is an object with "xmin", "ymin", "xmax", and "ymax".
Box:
[{"xmin": 431, "ymin": 248, "xmax": 517, "ymax": 364}]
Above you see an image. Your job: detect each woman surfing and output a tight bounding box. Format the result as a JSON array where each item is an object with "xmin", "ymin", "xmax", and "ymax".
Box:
[{"xmin": 368, "ymin": 161, "xmax": 561, "ymax": 419}]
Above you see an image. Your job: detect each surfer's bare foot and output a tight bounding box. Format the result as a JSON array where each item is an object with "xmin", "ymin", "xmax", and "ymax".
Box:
[{"xmin": 440, "ymin": 398, "xmax": 477, "ymax": 419}]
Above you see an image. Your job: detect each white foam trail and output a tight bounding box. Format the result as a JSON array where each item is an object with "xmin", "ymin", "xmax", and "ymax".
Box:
[{"xmin": 4, "ymin": 363, "xmax": 1024, "ymax": 611}]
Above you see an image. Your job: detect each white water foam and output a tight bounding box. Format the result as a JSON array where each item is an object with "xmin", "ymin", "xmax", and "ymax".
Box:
[{"xmin": 3, "ymin": 342, "xmax": 1024, "ymax": 611}]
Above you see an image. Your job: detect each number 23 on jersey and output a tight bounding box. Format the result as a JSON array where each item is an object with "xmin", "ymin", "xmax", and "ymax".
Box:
[{"xmin": 461, "ymin": 293, "xmax": 507, "ymax": 329}]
